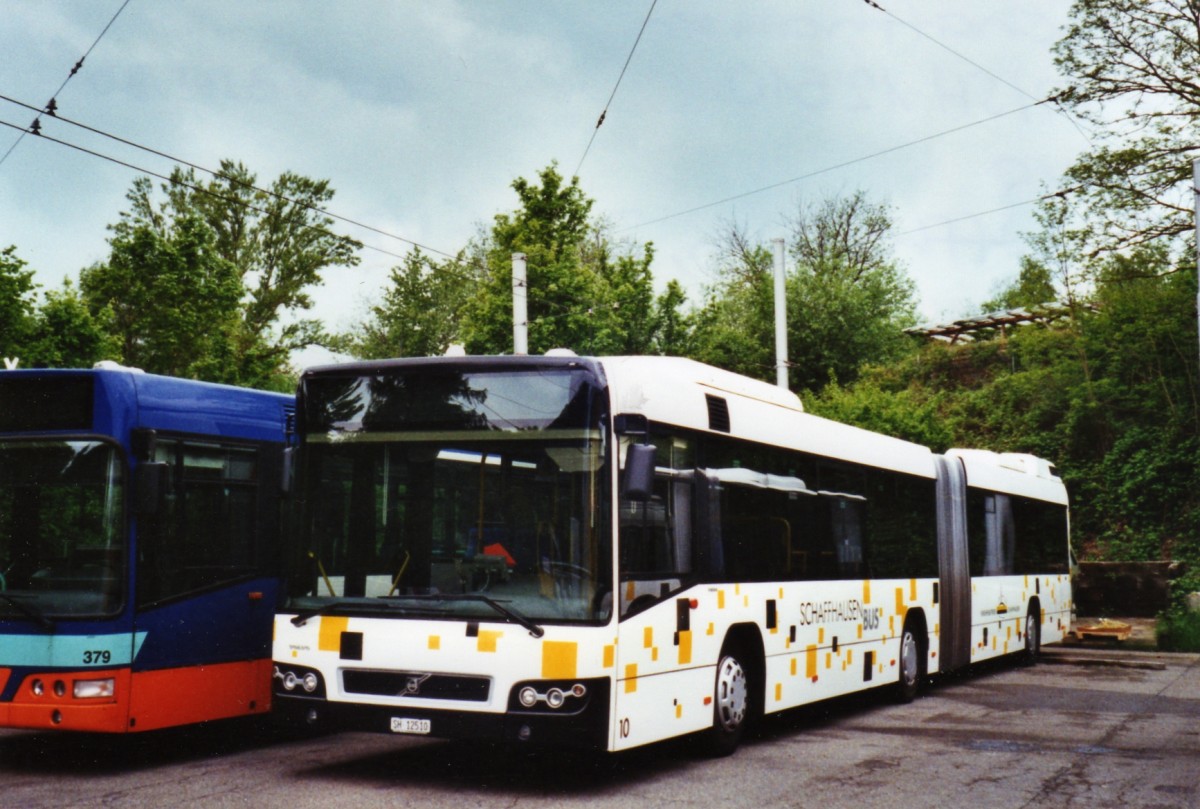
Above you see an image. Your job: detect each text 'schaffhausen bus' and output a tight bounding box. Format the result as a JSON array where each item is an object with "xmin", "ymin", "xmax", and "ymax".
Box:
[
  {"xmin": 273, "ymin": 354, "xmax": 1070, "ymax": 754},
  {"xmin": 0, "ymin": 365, "xmax": 291, "ymax": 732}
]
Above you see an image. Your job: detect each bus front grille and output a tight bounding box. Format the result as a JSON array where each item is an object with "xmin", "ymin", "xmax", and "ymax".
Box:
[{"xmin": 341, "ymin": 670, "xmax": 491, "ymax": 702}]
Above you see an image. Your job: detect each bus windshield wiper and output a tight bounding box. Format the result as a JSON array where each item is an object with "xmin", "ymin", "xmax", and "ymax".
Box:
[
  {"xmin": 290, "ymin": 598, "xmax": 401, "ymax": 627},
  {"xmin": 292, "ymin": 593, "xmax": 545, "ymax": 638},
  {"xmin": 382, "ymin": 593, "xmax": 545, "ymax": 638},
  {"xmin": 0, "ymin": 594, "xmax": 55, "ymax": 631}
]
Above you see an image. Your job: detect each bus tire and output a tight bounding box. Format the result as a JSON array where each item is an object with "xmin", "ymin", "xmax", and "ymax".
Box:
[
  {"xmin": 1022, "ymin": 603, "xmax": 1041, "ymax": 666},
  {"xmin": 701, "ymin": 642, "xmax": 752, "ymax": 757},
  {"xmin": 895, "ymin": 620, "xmax": 922, "ymax": 704}
]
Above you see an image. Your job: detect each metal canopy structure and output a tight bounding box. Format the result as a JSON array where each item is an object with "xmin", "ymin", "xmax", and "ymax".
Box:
[{"xmin": 905, "ymin": 302, "xmax": 1079, "ymax": 344}]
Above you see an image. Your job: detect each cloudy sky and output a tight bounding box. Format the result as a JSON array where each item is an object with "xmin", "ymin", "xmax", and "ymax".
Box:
[{"xmin": 0, "ymin": 1, "xmax": 1088, "ymax": 365}]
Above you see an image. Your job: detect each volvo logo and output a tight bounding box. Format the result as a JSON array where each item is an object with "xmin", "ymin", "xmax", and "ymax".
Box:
[{"xmin": 403, "ymin": 673, "xmax": 432, "ymax": 696}]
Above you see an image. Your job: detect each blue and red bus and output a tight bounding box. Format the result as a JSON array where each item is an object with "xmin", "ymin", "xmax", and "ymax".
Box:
[{"xmin": 0, "ymin": 365, "xmax": 292, "ymax": 732}]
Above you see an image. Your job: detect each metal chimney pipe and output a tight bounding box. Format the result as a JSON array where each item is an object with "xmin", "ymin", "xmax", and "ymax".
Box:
[
  {"xmin": 773, "ymin": 238, "xmax": 788, "ymax": 389},
  {"xmin": 512, "ymin": 252, "xmax": 528, "ymax": 355}
]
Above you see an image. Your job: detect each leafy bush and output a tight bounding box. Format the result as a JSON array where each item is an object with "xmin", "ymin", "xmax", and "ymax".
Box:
[
  {"xmin": 1157, "ymin": 569, "xmax": 1200, "ymax": 652},
  {"xmin": 1156, "ymin": 610, "xmax": 1200, "ymax": 652}
]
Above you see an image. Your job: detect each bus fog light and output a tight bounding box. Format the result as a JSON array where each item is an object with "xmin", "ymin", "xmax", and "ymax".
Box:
[
  {"xmin": 31, "ymin": 679, "xmax": 44, "ymax": 697},
  {"xmin": 73, "ymin": 678, "xmax": 115, "ymax": 699},
  {"xmin": 283, "ymin": 672, "xmax": 299, "ymax": 691},
  {"xmin": 302, "ymin": 673, "xmax": 319, "ymax": 693},
  {"xmin": 545, "ymin": 688, "xmax": 565, "ymax": 709},
  {"xmin": 518, "ymin": 686, "xmax": 539, "ymax": 708}
]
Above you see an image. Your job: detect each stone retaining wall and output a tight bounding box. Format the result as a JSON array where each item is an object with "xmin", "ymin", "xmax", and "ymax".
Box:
[{"xmin": 1072, "ymin": 561, "xmax": 1184, "ymax": 617}]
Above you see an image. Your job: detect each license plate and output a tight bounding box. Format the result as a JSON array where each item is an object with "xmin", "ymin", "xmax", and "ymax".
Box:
[{"xmin": 390, "ymin": 717, "xmax": 432, "ymax": 735}]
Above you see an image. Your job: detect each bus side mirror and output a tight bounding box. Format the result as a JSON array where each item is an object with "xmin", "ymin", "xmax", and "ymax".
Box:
[
  {"xmin": 622, "ymin": 444, "xmax": 656, "ymax": 502},
  {"xmin": 131, "ymin": 428, "xmax": 157, "ymax": 462},
  {"xmin": 135, "ymin": 462, "xmax": 169, "ymax": 516},
  {"xmin": 281, "ymin": 447, "xmax": 295, "ymax": 495}
]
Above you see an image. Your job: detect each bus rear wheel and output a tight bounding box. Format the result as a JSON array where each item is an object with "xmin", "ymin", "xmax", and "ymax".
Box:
[
  {"xmin": 895, "ymin": 624, "xmax": 922, "ymax": 703},
  {"xmin": 1022, "ymin": 607, "xmax": 1041, "ymax": 666},
  {"xmin": 701, "ymin": 644, "xmax": 751, "ymax": 757}
]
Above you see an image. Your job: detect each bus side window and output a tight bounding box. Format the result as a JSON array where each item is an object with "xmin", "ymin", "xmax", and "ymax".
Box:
[
  {"xmin": 829, "ymin": 496, "xmax": 865, "ymax": 578},
  {"xmin": 967, "ymin": 490, "xmax": 1017, "ymax": 577},
  {"xmin": 138, "ymin": 439, "xmax": 263, "ymax": 606},
  {"xmin": 1012, "ymin": 496, "xmax": 1069, "ymax": 574},
  {"xmin": 983, "ymin": 494, "xmax": 1015, "ymax": 576},
  {"xmin": 617, "ymin": 437, "xmax": 693, "ymax": 617}
]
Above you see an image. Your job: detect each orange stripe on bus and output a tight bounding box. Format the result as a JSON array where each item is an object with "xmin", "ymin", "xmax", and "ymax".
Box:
[{"xmin": 127, "ymin": 659, "xmax": 272, "ymax": 732}]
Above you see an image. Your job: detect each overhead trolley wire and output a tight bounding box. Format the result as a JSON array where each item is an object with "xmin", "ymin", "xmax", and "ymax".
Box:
[
  {"xmin": 0, "ymin": 114, "xmax": 438, "ymax": 273},
  {"xmin": 573, "ymin": 0, "xmax": 659, "ymax": 178},
  {"xmin": 899, "ymin": 196, "xmax": 1045, "ymax": 236},
  {"xmin": 624, "ymin": 98, "xmax": 1051, "ymax": 230},
  {"xmin": 0, "ymin": 104, "xmax": 597, "ymax": 312},
  {"xmin": 0, "ymin": 91, "xmax": 461, "ymax": 266},
  {"xmin": 859, "ymin": 0, "xmax": 1091, "ymax": 144},
  {"xmin": 0, "ymin": 0, "xmax": 133, "ymax": 170},
  {"xmin": 898, "ymin": 184, "xmax": 1091, "ymax": 237},
  {"xmin": 861, "ymin": 0, "xmax": 1034, "ymax": 102}
]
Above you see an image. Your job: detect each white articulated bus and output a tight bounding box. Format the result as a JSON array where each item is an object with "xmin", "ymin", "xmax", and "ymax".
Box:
[{"xmin": 272, "ymin": 354, "xmax": 1071, "ymax": 754}]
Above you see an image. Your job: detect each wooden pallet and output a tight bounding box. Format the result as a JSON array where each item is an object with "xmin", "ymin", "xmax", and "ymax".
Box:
[{"xmin": 1072, "ymin": 619, "xmax": 1133, "ymax": 642}]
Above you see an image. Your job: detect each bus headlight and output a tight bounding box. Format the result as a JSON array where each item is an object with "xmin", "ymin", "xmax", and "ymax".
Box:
[
  {"xmin": 73, "ymin": 678, "xmax": 115, "ymax": 699},
  {"xmin": 510, "ymin": 681, "xmax": 591, "ymax": 712},
  {"xmin": 31, "ymin": 679, "xmax": 44, "ymax": 697},
  {"xmin": 273, "ymin": 663, "xmax": 326, "ymax": 698}
]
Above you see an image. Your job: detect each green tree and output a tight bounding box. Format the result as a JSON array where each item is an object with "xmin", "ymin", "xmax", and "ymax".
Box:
[
  {"xmin": 821, "ymin": 238, "xmax": 1199, "ymax": 564},
  {"xmin": 1046, "ymin": 0, "xmax": 1200, "ymax": 566},
  {"xmin": 0, "ymin": 245, "xmax": 37, "ymax": 361},
  {"xmin": 650, "ymin": 279, "xmax": 692, "ymax": 355},
  {"xmin": 166, "ymin": 161, "xmax": 361, "ymax": 383},
  {"xmin": 1053, "ymin": 0, "xmax": 1200, "ymax": 254},
  {"xmin": 80, "ymin": 198, "xmax": 243, "ymax": 378},
  {"xmin": 339, "ymin": 249, "xmax": 468, "ymax": 359},
  {"xmin": 980, "ymin": 256, "xmax": 1058, "ymax": 312},
  {"xmin": 23, "ymin": 281, "xmax": 118, "ymax": 368},
  {"xmin": 462, "ymin": 165, "xmax": 597, "ymax": 355},
  {"xmin": 81, "ymin": 163, "xmax": 360, "ymax": 388},
  {"xmin": 689, "ymin": 226, "xmax": 776, "ymax": 380},
  {"xmin": 587, "ymin": 242, "xmax": 659, "ymax": 355},
  {"xmin": 455, "ymin": 164, "xmax": 673, "ymax": 356},
  {"xmin": 691, "ymin": 191, "xmax": 918, "ymax": 392}
]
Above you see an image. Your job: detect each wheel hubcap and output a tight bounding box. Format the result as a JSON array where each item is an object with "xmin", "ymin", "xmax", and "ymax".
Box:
[
  {"xmin": 900, "ymin": 631, "xmax": 918, "ymax": 686},
  {"xmin": 715, "ymin": 655, "xmax": 747, "ymax": 732}
]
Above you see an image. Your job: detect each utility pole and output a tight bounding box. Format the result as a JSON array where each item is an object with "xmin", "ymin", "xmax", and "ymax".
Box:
[
  {"xmin": 1194, "ymin": 160, "xmax": 1200, "ymax": 375},
  {"xmin": 773, "ymin": 238, "xmax": 788, "ymax": 389},
  {"xmin": 512, "ymin": 253, "xmax": 528, "ymax": 355}
]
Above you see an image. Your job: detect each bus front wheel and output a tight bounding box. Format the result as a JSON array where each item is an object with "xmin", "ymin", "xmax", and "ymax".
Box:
[{"xmin": 702, "ymin": 644, "xmax": 751, "ymax": 757}]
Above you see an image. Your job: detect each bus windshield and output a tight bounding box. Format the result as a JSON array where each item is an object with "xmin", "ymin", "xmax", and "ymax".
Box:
[
  {"xmin": 0, "ymin": 440, "xmax": 126, "ymax": 618},
  {"xmin": 291, "ymin": 366, "xmax": 612, "ymax": 626}
]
